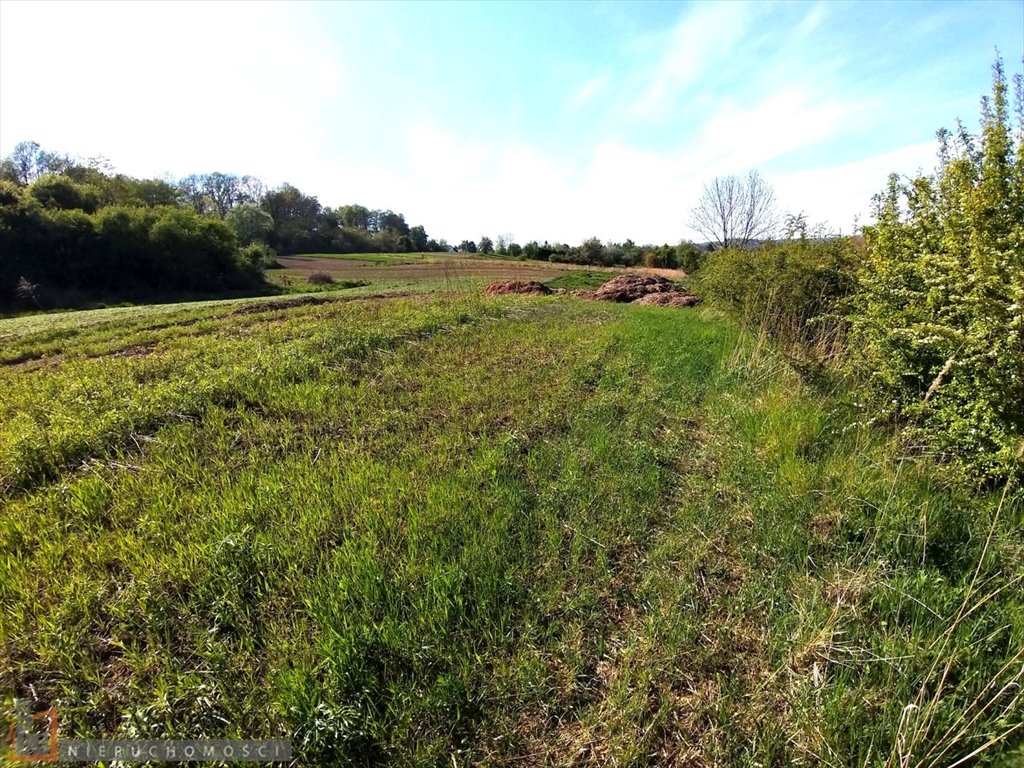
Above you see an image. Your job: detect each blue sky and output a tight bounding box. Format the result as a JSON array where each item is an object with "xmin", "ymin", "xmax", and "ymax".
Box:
[{"xmin": 1, "ymin": 0, "xmax": 1021, "ymax": 244}]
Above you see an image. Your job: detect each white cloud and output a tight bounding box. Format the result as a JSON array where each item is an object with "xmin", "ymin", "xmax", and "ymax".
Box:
[
  {"xmin": 772, "ymin": 140, "xmax": 939, "ymax": 233},
  {"xmin": 569, "ymin": 75, "xmax": 610, "ymax": 110},
  {"xmin": 629, "ymin": 2, "xmax": 752, "ymax": 120},
  {"xmin": 0, "ymin": 1, "xmax": 340, "ymax": 180}
]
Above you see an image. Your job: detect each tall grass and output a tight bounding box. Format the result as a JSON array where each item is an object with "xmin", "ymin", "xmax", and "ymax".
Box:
[{"xmin": 1, "ymin": 295, "xmax": 1020, "ymax": 765}]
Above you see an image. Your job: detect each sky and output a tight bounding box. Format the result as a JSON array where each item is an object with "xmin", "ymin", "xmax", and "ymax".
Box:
[{"xmin": 1, "ymin": 0, "xmax": 1022, "ymax": 245}]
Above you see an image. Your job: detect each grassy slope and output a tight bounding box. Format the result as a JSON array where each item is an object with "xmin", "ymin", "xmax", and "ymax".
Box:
[{"xmin": 0, "ymin": 296, "xmax": 1020, "ymax": 766}]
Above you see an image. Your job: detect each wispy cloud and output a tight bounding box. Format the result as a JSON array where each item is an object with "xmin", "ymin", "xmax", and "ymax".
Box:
[
  {"xmin": 628, "ymin": 2, "xmax": 752, "ymax": 120},
  {"xmin": 569, "ymin": 74, "xmax": 610, "ymax": 110},
  {"xmin": 772, "ymin": 140, "xmax": 939, "ymax": 233}
]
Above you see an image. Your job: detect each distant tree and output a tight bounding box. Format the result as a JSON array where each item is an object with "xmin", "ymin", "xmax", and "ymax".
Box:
[
  {"xmin": 377, "ymin": 210, "xmax": 410, "ymax": 236},
  {"xmin": 204, "ymin": 172, "xmax": 240, "ymax": 217},
  {"xmin": 178, "ymin": 174, "xmax": 211, "ymax": 215},
  {"xmin": 28, "ymin": 175, "xmax": 99, "ymax": 212},
  {"xmin": 458, "ymin": 239, "xmax": 477, "ymax": 253},
  {"xmin": 35, "ymin": 149, "xmax": 73, "ymax": 177},
  {"xmin": 375, "ymin": 228, "xmax": 404, "ymax": 252},
  {"xmin": 495, "ymin": 233, "xmax": 516, "ymax": 255},
  {"xmin": 522, "ymin": 240, "xmax": 539, "ymax": 259},
  {"xmin": 337, "ymin": 204, "xmax": 371, "ymax": 230},
  {"xmin": 689, "ymin": 170, "xmax": 778, "ymax": 248},
  {"xmin": 262, "ymin": 183, "xmax": 322, "ymax": 253},
  {"xmin": 478, "ymin": 236, "xmax": 494, "ymax": 254},
  {"xmin": 137, "ymin": 178, "xmax": 181, "ymax": 207},
  {"xmin": 674, "ymin": 240, "xmax": 706, "ymax": 272},
  {"xmin": 408, "ymin": 225, "xmax": 429, "ymax": 251},
  {"xmin": 577, "ymin": 237, "xmax": 605, "ymax": 264},
  {"xmin": 784, "ymin": 211, "xmax": 809, "ymax": 240},
  {"xmin": 238, "ymin": 175, "xmax": 265, "ymax": 206},
  {"xmin": 5, "ymin": 141, "xmax": 41, "ymax": 184},
  {"xmin": 177, "ymin": 173, "xmax": 263, "ymax": 217},
  {"xmin": 0, "ymin": 158, "xmax": 17, "ymax": 185},
  {"xmin": 225, "ymin": 203, "xmax": 274, "ymax": 245}
]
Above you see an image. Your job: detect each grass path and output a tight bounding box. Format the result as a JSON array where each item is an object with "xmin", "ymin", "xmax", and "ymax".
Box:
[{"xmin": 1, "ymin": 296, "xmax": 1020, "ymax": 765}]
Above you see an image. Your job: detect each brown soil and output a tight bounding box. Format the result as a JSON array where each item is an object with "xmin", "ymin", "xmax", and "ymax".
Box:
[
  {"xmin": 484, "ymin": 280, "xmax": 553, "ymax": 296},
  {"xmin": 592, "ymin": 274, "xmax": 676, "ymax": 302},
  {"xmin": 231, "ymin": 296, "xmax": 332, "ymax": 315},
  {"xmin": 277, "ymin": 255, "xmax": 612, "ymax": 282},
  {"xmin": 633, "ymin": 291, "xmax": 703, "ymax": 308}
]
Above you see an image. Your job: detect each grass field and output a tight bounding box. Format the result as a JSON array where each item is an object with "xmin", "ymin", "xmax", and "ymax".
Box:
[
  {"xmin": 1, "ymin": 293, "xmax": 1021, "ymax": 766},
  {"xmin": 265, "ymin": 253, "xmax": 636, "ymax": 297}
]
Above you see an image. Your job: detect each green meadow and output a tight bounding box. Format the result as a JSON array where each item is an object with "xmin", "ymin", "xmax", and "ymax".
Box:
[{"xmin": 1, "ymin": 294, "xmax": 1020, "ymax": 765}]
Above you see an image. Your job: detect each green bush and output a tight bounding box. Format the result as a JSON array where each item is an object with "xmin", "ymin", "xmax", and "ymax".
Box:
[
  {"xmin": 0, "ymin": 195, "xmax": 259, "ymax": 307},
  {"xmin": 28, "ymin": 174, "xmax": 100, "ymax": 213},
  {"xmin": 695, "ymin": 237, "xmax": 860, "ymax": 342},
  {"xmin": 850, "ymin": 58, "xmax": 1023, "ymax": 482},
  {"xmin": 239, "ymin": 242, "xmax": 278, "ymax": 271},
  {"xmin": 307, "ymin": 270, "xmax": 334, "ymax": 285}
]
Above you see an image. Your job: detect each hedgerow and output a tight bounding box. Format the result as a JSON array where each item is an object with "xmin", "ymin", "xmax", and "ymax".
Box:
[{"xmin": 851, "ymin": 57, "xmax": 1023, "ymax": 482}]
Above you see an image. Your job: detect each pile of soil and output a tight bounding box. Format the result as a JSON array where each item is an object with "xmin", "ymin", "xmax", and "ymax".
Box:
[
  {"xmin": 592, "ymin": 274, "xmax": 675, "ymax": 302},
  {"xmin": 484, "ymin": 280, "xmax": 553, "ymax": 296},
  {"xmin": 482, "ymin": 273, "xmax": 702, "ymax": 309},
  {"xmin": 633, "ymin": 291, "xmax": 703, "ymax": 308}
]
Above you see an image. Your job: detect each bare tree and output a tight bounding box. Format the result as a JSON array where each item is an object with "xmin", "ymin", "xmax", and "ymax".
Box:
[{"xmin": 689, "ymin": 170, "xmax": 778, "ymax": 248}]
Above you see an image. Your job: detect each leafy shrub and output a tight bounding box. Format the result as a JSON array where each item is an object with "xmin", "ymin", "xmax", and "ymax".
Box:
[
  {"xmin": 226, "ymin": 202, "xmax": 274, "ymax": 245},
  {"xmin": 28, "ymin": 174, "xmax": 100, "ymax": 213},
  {"xmin": 850, "ymin": 58, "xmax": 1023, "ymax": 482},
  {"xmin": 696, "ymin": 237, "xmax": 860, "ymax": 347},
  {"xmin": 0, "ymin": 179, "xmax": 21, "ymax": 205},
  {"xmin": 0, "ymin": 195, "xmax": 258, "ymax": 307},
  {"xmin": 308, "ymin": 271, "xmax": 334, "ymax": 285},
  {"xmin": 239, "ymin": 242, "xmax": 278, "ymax": 271}
]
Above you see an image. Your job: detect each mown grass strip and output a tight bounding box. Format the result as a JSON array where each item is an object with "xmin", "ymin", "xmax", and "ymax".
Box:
[{"xmin": 1, "ymin": 298, "xmax": 1020, "ymax": 766}]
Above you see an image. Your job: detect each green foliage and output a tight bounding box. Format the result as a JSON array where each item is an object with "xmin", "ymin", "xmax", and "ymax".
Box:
[
  {"xmin": 851, "ymin": 57, "xmax": 1024, "ymax": 482},
  {"xmin": 239, "ymin": 242, "xmax": 278, "ymax": 271},
  {"xmin": 28, "ymin": 174, "xmax": 100, "ymax": 213},
  {"xmin": 696, "ymin": 237, "xmax": 860, "ymax": 342},
  {"xmin": 0, "ymin": 196, "xmax": 258, "ymax": 308},
  {"xmin": 225, "ymin": 202, "xmax": 274, "ymax": 246},
  {"xmin": 148, "ymin": 208, "xmax": 243, "ymax": 291},
  {"xmin": 674, "ymin": 240, "xmax": 706, "ymax": 272},
  {"xmin": 639, "ymin": 241, "xmax": 705, "ymax": 271}
]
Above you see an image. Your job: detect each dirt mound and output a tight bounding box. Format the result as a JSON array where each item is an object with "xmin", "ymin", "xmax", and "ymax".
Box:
[
  {"xmin": 592, "ymin": 274, "xmax": 675, "ymax": 302},
  {"xmin": 633, "ymin": 291, "xmax": 702, "ymax": 308},
  {"xmin": 484, "ymin": 280, "xmax": 553, "ymax": 296},
  {"xmin": 569, "ymin": 289, "xmax": 598, "ymax": 299}
]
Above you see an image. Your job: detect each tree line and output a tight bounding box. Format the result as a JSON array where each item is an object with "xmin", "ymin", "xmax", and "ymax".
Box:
[
  {"xmin": 0, "ymin": 138, "xmax": 716, "ymax": 310},
  {"xmin": 0, "ymin": 145, "xmax": 449, "ymax": 308}
]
